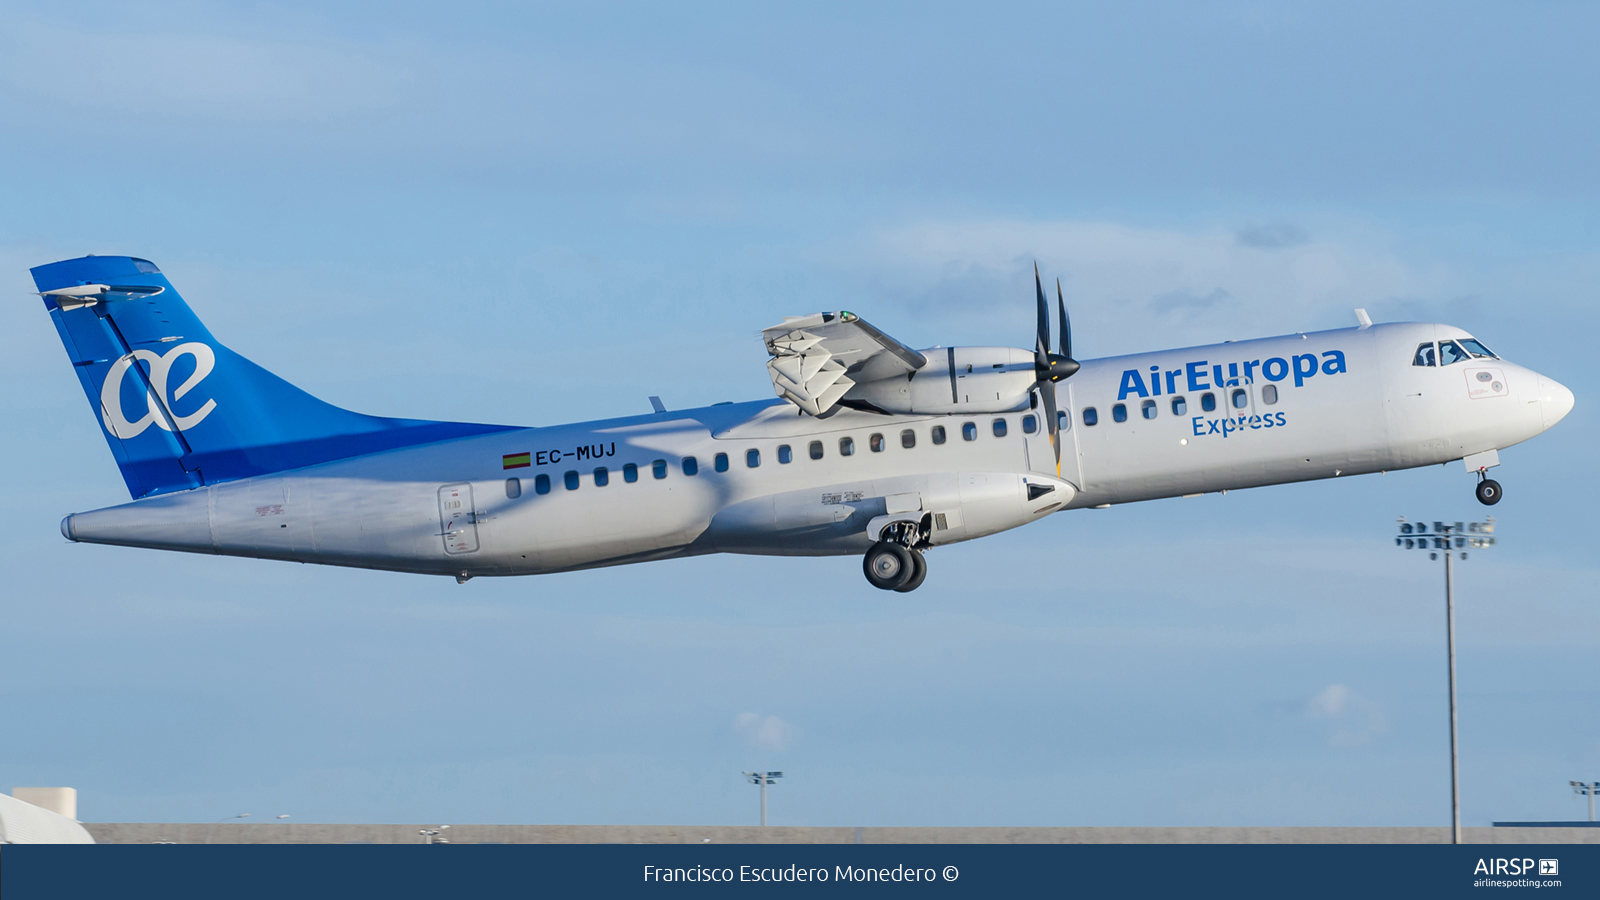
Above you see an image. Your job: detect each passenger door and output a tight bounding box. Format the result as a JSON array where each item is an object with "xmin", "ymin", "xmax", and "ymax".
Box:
[{"xmin": 438, "ymin": 483, "xmax": 479, "ymax": 555}]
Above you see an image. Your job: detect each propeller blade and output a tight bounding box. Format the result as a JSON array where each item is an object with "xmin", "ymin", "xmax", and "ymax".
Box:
[
  {"xmin": 1032, "ymin": 269, "xmax": 1080, "ymax": 382},
  {"xmin": 1034, "ymin": 262, "xmax": 1050, "ymax": 370},
  {"xmin": 1041, "ymin": 379, "xmax": 1061, "ymax": 474},
  {"xmin": 1056, "ymin": 278, "xmax": 1071, "ymax": 361}
]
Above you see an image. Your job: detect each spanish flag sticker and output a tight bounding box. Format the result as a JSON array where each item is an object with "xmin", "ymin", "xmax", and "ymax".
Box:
[{"xmin": 502, "ymin": 452, "xmax": 531, "ymax": 470}]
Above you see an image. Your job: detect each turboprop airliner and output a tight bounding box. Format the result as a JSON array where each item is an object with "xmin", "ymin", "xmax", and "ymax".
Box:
[{"xmin": 35, "ymin": 255, "xmax": 1574, "ymax": 591}]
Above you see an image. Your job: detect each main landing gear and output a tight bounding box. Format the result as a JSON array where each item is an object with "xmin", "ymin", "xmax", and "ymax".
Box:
[
  {"xmin": 864, "ymin": 541, "xmax": 927, "ymax": 592},
  {"xmin": 863, "ymin": 517, "xmax": 931, "ymax": 592}
]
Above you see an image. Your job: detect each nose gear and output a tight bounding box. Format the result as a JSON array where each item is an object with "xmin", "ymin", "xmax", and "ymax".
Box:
[
  {"xmin": 1475, "ymin": 476, "xmax": 1502, "ymax": 506},
  {"xmin": 1471, "ymin": 466, "xmax": 1503, "ymax": 506}
]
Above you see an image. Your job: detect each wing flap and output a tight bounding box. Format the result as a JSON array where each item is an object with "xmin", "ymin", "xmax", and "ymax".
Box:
[
  {"xmin": 765, "ymin": 333, "xmax": 856, "ymax": 416},
  {"xmin": 761, "ymin": 312, "xmax": 925, "ymax": 416}
]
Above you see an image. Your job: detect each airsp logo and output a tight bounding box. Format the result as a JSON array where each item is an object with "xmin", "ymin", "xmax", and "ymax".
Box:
[
  {"xmin": 100, "ymin": 342, "xmax": 218, "ymax": 438},
  {"xmin": 1473, "ymin": 858, "xmax": 1555, "ymax": 877}
]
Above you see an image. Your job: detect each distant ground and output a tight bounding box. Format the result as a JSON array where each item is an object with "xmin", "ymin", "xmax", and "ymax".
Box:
[{"xmin": 81, "ymin": 824, "xmax": 1600, "ymax": 845}]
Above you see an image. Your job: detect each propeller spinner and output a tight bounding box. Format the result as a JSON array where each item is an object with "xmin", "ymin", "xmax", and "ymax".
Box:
[{"xmin": 1033, "ymin": 263, "xmax": 1081, "ymax": 474}]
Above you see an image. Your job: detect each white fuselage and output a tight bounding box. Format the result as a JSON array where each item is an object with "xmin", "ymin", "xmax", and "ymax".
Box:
[{"xmin": 62, "ymin": 322, "xmax": 1574, "ymax": 578}]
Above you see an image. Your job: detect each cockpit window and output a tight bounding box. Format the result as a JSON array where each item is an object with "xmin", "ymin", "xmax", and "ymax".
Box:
[
  {"xmin": 1438, "ymin": 340, "xmax": 1471, "ymax": 366},
  {"xmin": 1413, "ymin": 342, "xmax": 1436, "ymax": 367},
  {"xmin": 1458, "ymin": 338, "xmax": 1498, "ymax": 359}
]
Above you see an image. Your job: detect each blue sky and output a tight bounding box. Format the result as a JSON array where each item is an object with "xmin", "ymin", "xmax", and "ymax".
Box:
[{"xmin": 2, "ymin": 1, "xmax": 1596, "ymax": 827}]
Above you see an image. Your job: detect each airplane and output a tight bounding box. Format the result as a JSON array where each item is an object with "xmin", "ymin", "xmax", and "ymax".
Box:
[{"xmin": 34, "ymin": 254, "xmax": 1574, "ymax": 592}]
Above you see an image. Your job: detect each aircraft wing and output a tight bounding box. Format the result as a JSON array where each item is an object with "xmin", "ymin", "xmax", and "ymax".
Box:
[{"xmin": 762, "ymin": 312, "xmax": 927, "ymax": 416}]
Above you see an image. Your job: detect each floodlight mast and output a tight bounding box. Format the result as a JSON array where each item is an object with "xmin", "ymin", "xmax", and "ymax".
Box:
[
  {"xmin": 742, "ymin": 771, "xmax": 784, "ymax": 826},
  {"xmin": 1573, "ymin": 781, "xmax": 1598, "ymax": 822},
  {"xmin": 1395, "ymin": 516, "xmax": 1496, "ymax": 846}
]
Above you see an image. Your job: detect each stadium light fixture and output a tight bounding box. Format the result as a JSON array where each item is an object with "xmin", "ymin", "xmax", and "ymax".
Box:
[
  {"xmin": 1395, "ymin": 515, "xmax": 1496, "ymax": 846},
  {"xmin": 743, "ymin": 771, "xmax": 784, "ymax": 826},
  {"xmin": 1573, "ymin": 781, "xmax": 1597, "ymax": 823}
]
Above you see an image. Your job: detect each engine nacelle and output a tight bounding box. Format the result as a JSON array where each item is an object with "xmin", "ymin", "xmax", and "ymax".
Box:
[{"xmin": 843, "ymin": 346, "xmax": 1037, "ymax": 415}]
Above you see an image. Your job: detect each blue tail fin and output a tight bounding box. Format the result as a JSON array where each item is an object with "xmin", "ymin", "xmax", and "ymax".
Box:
[{"xmin": 33, "ymin": 255, "xmax": 513, "ymax": 499}]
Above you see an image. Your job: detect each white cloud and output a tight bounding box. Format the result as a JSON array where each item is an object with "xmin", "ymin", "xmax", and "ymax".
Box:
[
  {"xmin": 1236, "ymin": 223, "xmax": 1311, "ymax": 250},
  {"xmin": 1307, "ymin": 684, "xmax": 1352, "ymax": 717},
  {"xmin": 1305, "ymin": 684, "xmax": 1386, "ymax": 747},
  {"xmin": 734, "ymin": 712, "xmax": 793, "ymax": 751},
  {"xmin": 1, "ymin": 23, "xmax": 411, "ymax": 123},
  {"xmin": 0, "ymin": 20, "xmax": 840, "ymax": 164},
  {"xmin": 822, "ymin": 218, "xmax": 1451, "ymax": 356}
]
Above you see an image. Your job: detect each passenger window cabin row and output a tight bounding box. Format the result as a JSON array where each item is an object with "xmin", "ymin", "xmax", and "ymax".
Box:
[
  {"xmin": 501, "ymin": 361, "xmax": 1381, "ymax": 499},
  {"xmin": 1079, "ymin": 384, "xmax": 1280, "ymax": 427},
  {"xmin": 502, "ymin": 414, "xmax": 1042, "ymax": 497},
  {"xmin": 504, "ymin": 378, "xmax": 1313, "ymax": 499}
]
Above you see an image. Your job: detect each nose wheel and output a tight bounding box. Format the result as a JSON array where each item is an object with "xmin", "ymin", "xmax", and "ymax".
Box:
[
  {"xmin": 863, "ymin": 540, "xmax": 928, "ymax": 592},
  {"xmin": 1475, "ymin": 477, "xmax": 1502, "ymax": 506}
]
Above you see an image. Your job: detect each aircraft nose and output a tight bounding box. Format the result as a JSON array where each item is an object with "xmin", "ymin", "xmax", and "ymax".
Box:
[{"xmin": 1538, "ymin": 374, "xmax": 1575, "ymax": 429}]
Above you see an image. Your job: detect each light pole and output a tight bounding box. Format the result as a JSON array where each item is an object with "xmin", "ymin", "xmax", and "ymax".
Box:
[
  {"xmin": 218, "ymin": 813, "xmax": 251, "ymax": 823},
  {"xmin": 1573, "ymin": 781, "xmax": 1597, "ymax": 822},
  {"xmin": 743, "ymin": 771, "xmax": 783, "ymax": 826},
  {"xmin": 1396, "ymin": 515, "xmax": 1496, "ymax": 845}
]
